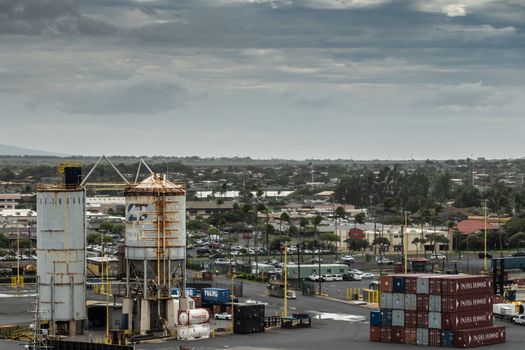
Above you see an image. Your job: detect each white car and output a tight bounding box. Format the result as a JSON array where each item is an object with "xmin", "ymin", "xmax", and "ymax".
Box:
[
  {"xmin": 214, "ymin": 312, "xmax": 232, "ymax": 320},
  {"xmin": 213, "ymin": 258, "xmax": 230, "ymax": 265},
  {"xmin": 333, "ymin": 274, "xmax": 343, "ymax": 281},
  {"xmin": 340, "ymin": 255, "xmax": 356, "ymax": 264},
  {"xmin": 321, "ymin": 274, "xmax": 333, "ymax": 282},
  {"xmin": 513, "ymin": 315, "xmax": 525, "ymax": 326},
  {"xmin": 362, "ymin": 272, "xmax": 375, "ymax": 279},
  {"xmin": 308, "ymin": 273, "xmax": 320, "ymax": 281},
  {"xmin": 430, "ymin": 253, "xmax": 447, "ymax": 261}
]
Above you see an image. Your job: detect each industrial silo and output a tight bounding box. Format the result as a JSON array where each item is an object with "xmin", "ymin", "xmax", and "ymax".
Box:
[
  {"xmin": 37, "ymin": 164, "xmax": 86, "ymax": 336},
  {"xmin": 123, "ymin": 173, "xmax": 186, "ymax": 335}
]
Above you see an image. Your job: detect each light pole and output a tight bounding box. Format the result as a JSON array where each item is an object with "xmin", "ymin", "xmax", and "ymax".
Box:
[
  {"xmin": 230, "ymin": 274, "xmax": 239, "ymax": 334},
  {"xmin": 483, "ymin": 199, "xmax": 488, "ymax": 274}
]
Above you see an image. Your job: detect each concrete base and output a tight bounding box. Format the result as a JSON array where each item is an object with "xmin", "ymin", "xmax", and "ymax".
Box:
[{"xmin": 139, "ymin": 299, "xmax": 151, "ymax": 335}]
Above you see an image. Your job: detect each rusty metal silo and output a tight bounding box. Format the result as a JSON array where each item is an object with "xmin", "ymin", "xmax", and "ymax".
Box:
[{"xmin": 123, "ymin": 173, "xmax": 186, "ymax": 335}]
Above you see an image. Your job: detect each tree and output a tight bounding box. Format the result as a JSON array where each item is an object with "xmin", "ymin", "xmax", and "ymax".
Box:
[
  {"xmin": 345, "ymin": 238, "xmax": 369, "ymax": 251},
  {"xmin": 279, "ymin": 212, "xmax": 291, "ymax": 233},
  {"xmin": 0, "ymin": 233, "xmax": 9, "ymax": 248},
  {"xmin": 354, "ymin": 212, "xmax": 366, "ymax": 227},
  {"xmin": 87, "ymin": 233, "xmax": 102, "ymax": 245},
  {"xmin": 319, "ymin": 232, "xmax": 340, "ymax": 252},
  {"xmin": 412, "ymin": 237, "xmax": 422, "ymax": 257},
  {"xmin": 425, "ymin": 233, "xmax": 448, "ymax": 255},
  {"xmin": 373, "ymin": 237, "xmax": 390, "ymax": 254},
  {"xmin": 99, "ymin": 221, "xmax": 114, "ymax": 233},
  {"xmin": 335, "ymin": 206, "xmax": 346, "ymax": 220},
  {"xmin": 270, "ymin": 235, "xmax": 291, "ymax": 251},
  {"xmin": 509, "ymin": 232, "xmax": 525, "ymax": 250},
  {"xmin": 311, "ymin": 214, "xmax": 323, "ymax": 241}
]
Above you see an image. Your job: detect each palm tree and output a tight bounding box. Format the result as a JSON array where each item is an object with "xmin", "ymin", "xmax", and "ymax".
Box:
[
  {"xmin": 354, "ymin": 212, "xmax": 366, "ymax": 228},
  {"xmin": 279, "ymin": 212, "xmax": 291, "ymax": 233},
  {"xmin": 412, "ymin": 237, "xmax": 422, "ymax": 258}
]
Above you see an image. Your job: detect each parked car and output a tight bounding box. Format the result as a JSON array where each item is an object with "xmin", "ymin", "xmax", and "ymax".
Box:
[
  {"xmin": 213, "ymin": 258, "xmax": 230, "ymax": 265},
  {"xmin": 308, "ymin": 273, "xmax": 320, "ymax": 281},
  {"xmin": 214, "ymin": 312, "xmax": 232, "ymax": 320},
  {"xmin": 376, "ymin": 256, "xmax": 393, "ymax": 265},
  {"xmin": 512, "ymin": 251, "xmax": 525, "ymax": 257},
  {"xmin": 321, "ymin": 274, "xmax": 333, "ymax": 282},
  {"xmin": 478, "ymin": 252, "xmax": 493, "ymax": 259},
  {"xmin": 340, "ymin": 255, "xmax": 355, "ymax": 264},
  {"xmin": 343, "ymin": 272, "xmax": 356, "ymax": 281},
  {"xmin": 286, "ymin": 290, "xmax": 297, "ymax": 299},
  {"xmin": 430, "ymin": 253, "xmax": 447, "ymax": 261},
  {"xmin": 512, "ymin": 314, "xmax": 525, "ymax": 326},
  {"xmin": 362, "ymin": 272, "xmax": 375, "ymax": 279},
  {"xmin": 333, "ymin": 274, "xmax": 343, "ymax": 281}
]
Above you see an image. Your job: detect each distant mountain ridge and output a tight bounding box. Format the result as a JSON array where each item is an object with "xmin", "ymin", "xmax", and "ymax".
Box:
[{"xmin": 0, "ymin": 144, "xmax": 66, "ymax": 156}]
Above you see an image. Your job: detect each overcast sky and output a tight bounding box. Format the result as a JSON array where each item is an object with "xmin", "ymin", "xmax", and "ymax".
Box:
[{"xmin": 0, "ymin": 0, "xmax": 524, "ymax": 160}]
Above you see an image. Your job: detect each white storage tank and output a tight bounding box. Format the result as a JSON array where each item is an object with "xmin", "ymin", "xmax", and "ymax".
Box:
[
  {"xmin": 178, "ymin": 309, "xmax": 210, "ymax": 325},
  {"xmin": 125, "ymin": 174, "xmax": 186, "ymax": 262},
  {"xmin": 177, "ymin": 323, "xmax": 211, "ymax": 340},
  {"xmin": 37, "ymin": 183, "xmax": 86, "ymax": 334}
]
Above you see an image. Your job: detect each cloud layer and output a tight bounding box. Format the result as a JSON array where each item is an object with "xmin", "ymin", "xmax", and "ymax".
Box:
[{"xmin": 0, "ymin": 0, "xmax": 524, "ymax": 159}]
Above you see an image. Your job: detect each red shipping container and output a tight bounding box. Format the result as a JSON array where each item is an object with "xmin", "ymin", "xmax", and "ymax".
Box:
[
  {"xmin": 417, "ymin": 312, "xmax": 429, "ymax": 328},
  {"xmin": 441, "ymin": 310, "xmax": 493, "ymax": 330},
  {"xmin": 441, "ymin": 275, "xmax": 492, "ymax": 295},
  {"xmin": 380, "ymin": 326, "xmax": 392, "ymax": 342},
  {"xmin": 429, "ymin": 329, "xmax": 441, "ymax": 346},
  {"xmin": 404, "ymin": 327, "xmax": 417, "ymax": 345},
  {"xmin": 391, "ymin": 326, "xmax": 404, "ymax": 344},
  {"xmin": 441, "ymin": 293, "xmax": 493, "ymax": 313},
  {"xmin": 370, "ymin": 326, "xmax": 381, "ymax": 342},
  {"xmin": 454, "ymin": 326, "xmax": 506, "ymax": 348},
  {"xmin": 404, "ymin": 276, "xmax": 418, "ymax": 293},
  {"xmin": 429, "ymin": 277, "xmax": 443, "ymax": 294},
  {"xmin": 417, "ymin": 294, "xmax": 429, "ymax": 312},
  {"xmin": 404, "ymin": 310, "xmax": 417, "ymax": 328},
  {"xmin": 380, "ymin": 275, "xmax": 394, "ymax": 292}
]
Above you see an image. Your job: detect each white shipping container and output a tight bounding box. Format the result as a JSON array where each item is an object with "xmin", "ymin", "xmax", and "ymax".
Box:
[
  {"xmin": 380, "ymin": 292, "xmax": 393, "ymax": 309},
  {"xmin": 429, "ymin": 295, "xmax": 442, "ymax": 312},
  {"xmin": 429, "ymin": 312, "xmax": 442, "ymax": 329},
  {"xmin": 392, "ymin": 310, "xmax": 405, "ymax": 326},
  {"xmin": 417, "ymin": 328, "xmax": 428, "ymax": 345},
  {"xmin": 392, "ymin": 293, "xmax": 405, "ymax": 310},
  {"xmin": 417, "ymin": 277, "xmax": 429, "ymax": 294}
]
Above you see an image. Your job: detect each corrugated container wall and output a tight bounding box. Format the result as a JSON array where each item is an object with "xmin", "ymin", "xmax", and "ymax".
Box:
[{"xmin": 37, "ymin": 189, "xmax": 86, "ymax": 322}]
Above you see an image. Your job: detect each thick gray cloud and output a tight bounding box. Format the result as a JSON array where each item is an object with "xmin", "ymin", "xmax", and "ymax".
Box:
[
  {"xmin": 0, "ymin": 0, "xmax": 115, "ymax": 34},
  {"xmin": 0, "ymin": 0, "xmax": 523, "ymax": 159}
]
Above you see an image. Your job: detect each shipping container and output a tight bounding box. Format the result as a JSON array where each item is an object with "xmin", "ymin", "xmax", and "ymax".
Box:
[
  {"xmin": 417, "ymin": 328, "xmax": 428, "ymax": 345},
  {"xmin": 380, "ymin": 275, "xmax": 393, "ymax": 292},
  {"xmin": 429, "ymin": 295, "xmax": 442, "ymax": 312},
  {"xmin": 416, "ymin": 276, "xmax": 429, "ymax": 294},
  {"xmin": 404, "ymin": 293, "xmax": 416, "ymax": 311},
  {"xmin": 453, "ymin": 326, "xmax": 505, "ymax": 348},
  {"xmin": 441, "ymin": 310, "xmax": 493, "ymax": 330},
  {"xmin": 441, "ymin": 330, "xmax": 454, "ymax": 347},
  {"xmin": 429, "ymin": 277, "xmax": 443, "ymax": 294},
  {"xmin": 381, "ymin": 310, "xmax": 392, "ymax": 326},
  {"xmin": 392, "ymin": 310, "xmax": 404, "ymax": 327},
  {"xmin": 202, "ymin": 288, "xmax": 230, "ymax": 305},
  {"xmin": 369, "ymin": 326, "xmax": 381, "ymax": 342},
  {"xmin": 417, "ymin": 312, "xmax": 429, "ymax": 328},
  {"xmin": 441, "ymin": 293, "xmax": 493, "ymax": 313},
  {"xmin": 428, "ymin": 312, "xmax": 441, "ymax": 329},
  {"xmin": 429, "ymin": 328, "xmax": 442, "ymax": 346},
  {"xmin": 405, "ymin": 310, "xmax": 418, "ymax": 328},
  {"xmin": 404, "ymin": 327, "xmax": 417, "ymax": 345},
  {"xmin": 393, "ymin": 276, "xmax": 405, "ymax": 293},
  {"xmin": 370, "ymin": 311, "xmax": 381, "ymax": 327},
  {"xmin": 441, "ymin": 275, "xmax": 492, "ymax": 295},
  {"xmin": 404, "ymin": 276, "xmax": 418, "ymax": 293},
  {"xmin": 392, "ymin": 293, "xmax": 405, "ymax": 310},
  {"xmin": 391, "ymin": 326, "xmax": 404, "ymax": 343},
  {"xmin": 380, "ymin": 292, "xmax": 393, "ymax": 309},
  {"xmin": 417, "ymin": 294, "xmax": 429, "ymax": 312},
  {"xmin": 380, "ymin": 326, "xmax": 392, "ymax": 342}
]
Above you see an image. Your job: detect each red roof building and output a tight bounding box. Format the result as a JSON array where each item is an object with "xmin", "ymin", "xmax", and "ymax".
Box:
[{"xmin": 456, "ymin": 219, "xmax": 498, "ymax": 234}]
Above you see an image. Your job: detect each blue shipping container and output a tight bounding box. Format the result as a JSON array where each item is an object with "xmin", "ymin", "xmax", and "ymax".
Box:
[
  {"xmin": 370, "ymin": 311, "xmax": 381, "ymax": 326},
  {"xmin": 171, "ymin": 288, "xmax": 198, "ymax": 298},
  {"xmin": 381, "ymin": 310, "xmax": 392, "ymax": 326},
  {"xmin": 393, "ymin": 276, "xmax": 405, "ymax": 293},
  {"xmin": 441, "ymin": 330, "xmax": 454, "ymax": 347},
  {"xmin": 202, "ymin": 288, "xmax": 230, "ymax": 305}
]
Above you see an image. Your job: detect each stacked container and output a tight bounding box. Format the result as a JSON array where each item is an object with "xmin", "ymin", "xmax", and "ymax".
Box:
[{"xmin": 371, "ymin": 274, "xmax": 505, "ymax": 348}]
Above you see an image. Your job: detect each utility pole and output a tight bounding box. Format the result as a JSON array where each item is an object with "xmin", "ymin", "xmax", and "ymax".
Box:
[
  {"xmin": 283, "ymin": 242, "xmax": 288, "ymax": 318},
  {"xmin": 483, "ymin": 199, "xmax": 488, "ymax": 274}
]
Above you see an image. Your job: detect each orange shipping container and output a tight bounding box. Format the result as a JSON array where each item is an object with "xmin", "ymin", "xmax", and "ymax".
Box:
[
  {"xmin": 370, "ymin": 326, "xmax": 381, "ymax": 342},
  {"xmin": 380, "ymin": 275, "xmax": 394, "ymax": 292}
]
